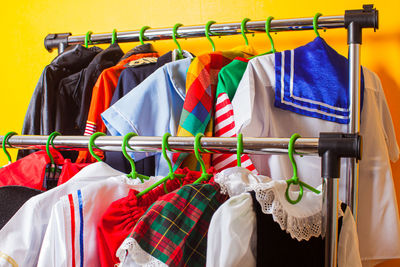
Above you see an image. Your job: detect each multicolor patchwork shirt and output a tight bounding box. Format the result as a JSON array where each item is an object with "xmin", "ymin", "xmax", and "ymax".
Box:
[{"xmin": 173, "ymin": 46, "xmax": 256, "ymax": 171}]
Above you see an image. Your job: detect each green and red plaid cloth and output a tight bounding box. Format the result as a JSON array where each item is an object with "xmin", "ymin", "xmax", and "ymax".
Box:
[{"xmin": 130, "ymin": 183, "xmax": 227, "ymax": 267}]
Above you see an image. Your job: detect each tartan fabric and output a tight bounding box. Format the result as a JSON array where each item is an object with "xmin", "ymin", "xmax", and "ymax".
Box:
[
  {"xmin": 172, "ymin": 46, "xmax": 256, "ymax": 172},
  {"xmin": 131, "ymin": 183, "xmax": 227, "ymax": 267}
]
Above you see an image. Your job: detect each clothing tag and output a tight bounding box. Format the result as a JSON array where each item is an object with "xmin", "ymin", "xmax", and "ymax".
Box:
[{"xmin": 125, "ymin": 57, "xmax": 158, "ymax": 68}]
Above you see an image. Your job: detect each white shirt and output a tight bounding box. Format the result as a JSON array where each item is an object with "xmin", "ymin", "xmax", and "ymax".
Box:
[
  {"xmin": 231, "ymin": 53, "xmax": 400, "ymax": 263},
  {"xmin": 37, "ymin": 175, "xmax": 161, "ymax": 267},
  {"xmin": 208, "ymin": 169, "xmax": 362, "ymax": 267},
  {"xmin": 0, "ymin": 162, "xmax": 124, "ymax": 267}
]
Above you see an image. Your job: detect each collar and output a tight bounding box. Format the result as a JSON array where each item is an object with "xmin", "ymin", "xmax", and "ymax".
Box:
[
  {"xmin": 273, "ymin": 37, "xmax": 364, "ymax": 124},
  {"xmin": 165, "ymin": 57, "xmax": 192, "ymax": 100}
]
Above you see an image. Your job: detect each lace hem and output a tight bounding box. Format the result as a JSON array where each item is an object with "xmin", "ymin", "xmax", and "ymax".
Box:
[
  {"xmin": 252, "ymin": 182, "xmax": 343, "ymax": 242},
  {"xmin": 117, "ymin": 238, "xmax": 167, "ymax": 267}
]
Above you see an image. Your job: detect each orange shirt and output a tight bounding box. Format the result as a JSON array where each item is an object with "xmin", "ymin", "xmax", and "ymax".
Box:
[{"xmin": 76, "ymin": 52, "xmax": 158, "ymax": 163}]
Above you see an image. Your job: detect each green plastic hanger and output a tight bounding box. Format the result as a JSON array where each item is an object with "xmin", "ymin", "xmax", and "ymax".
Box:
[
  {"xmin": 46, "ymin": 132, "xmax": 61, "ymax": 178},
  {"xmin": 46, "ymin": 132, "xmax": 61, "ymax": 166},
  {"xmin": 2, "ymin": 131, "xmax": 17, "ymax": 164},
  {"xmin": 136, "ymin": 133, "xmax": 186, "ymax": 198},
  {"xmin": 205, "ymin": 20, "xmax": 222, "ymax": 52},
  {"xmin": 285, "ymin": 133, "xmax": 321, "ymax": 204},
  {"xmin": 88, "ymin": 132, "xmax": 105, "ymax": 162},
  {"xmin": 237, "ymin": 133, "xmax": 243, "ymax": 167},
  {"xmin": 85, "ymin": 31, "xmax": 93, "ymax": 48},
  {"xmin": 249, "ymin": 16, "xmax": 275, "ymax": 59},
  {"xmin": 111, "ymin": 29, "xmax": 117, "ymax": 44},
  {"xmin": 241, "ymin": 18, "xmax": 251, "ymax": 46},
  {"xmin": 139, "ymin": 26, "xmax": 150, "ymax": 45},
  {"xmin": 313, "ymin": 13, "xmax": 322, "ymax": 37},
  {"xmin": 193, "ymin": 133, "xmax": 213, "ymax": 184},
  {"xmin": 122, "ymin": 133, "xmax": 150, "ymax": 182},
  {"xmin": 172, "ymin": 23, "xmax": 184, "ymax": 60}
]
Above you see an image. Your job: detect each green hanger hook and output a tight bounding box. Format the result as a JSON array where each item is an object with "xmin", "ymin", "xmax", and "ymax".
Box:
[
  {"xmin": 313, "ymin": 13, "xmax": 322, "ymax": 37},
  {"xmin": 241, "ymin": 18, "xmax": 251, "ymax": 46},
  {"xmin": 285, "ymin": 133, "xmax": 321, "ymax": 204},
  {"xmin": 139, "ymin": 26, "xmax": 150, "ymax": 45},
  {"xmin": 46, "ymin": 132, "xmax": 61, "ymax": 166},
  {"xmin": 2, "ymin": 131, "xmax": 17, "ymax": 164},
  {"xmin": 89, "ymin": 132, "xmax": 106, "ymax": 162},
  {"xmin": 266, "ymin": 16, "xmax": 276, "ymax": 53},
  {"xmin": 249, "ymin": 16, "xmax": 276, "ymax": 59},
  {"xmin": 122, "ymin": 133, "xmax": 150, "ymax": 182},
  {"xmin": 237, "ymin": 133, "xmax": 243, "ymax": 167},
  {"xmin": 111, "ymin": 29, "xmax": 117, "ymax": 44},
  {"xmin": 172, "ymin": 23, "xmax": 184, "ymax": 59},
  {"xmin": 136, "ymin": 133, "xmax": 185, "ymax": 198},
  {"xmin": 193, "ymin": 133, "xmax": 213, "ymax": 183},
  {"xmin": 205, "ymin": 20, "xmax": 221, "ymax": 52},
  {"xmin": 85, "ymin": 31, "xmax": 93, "ymax": 48}
]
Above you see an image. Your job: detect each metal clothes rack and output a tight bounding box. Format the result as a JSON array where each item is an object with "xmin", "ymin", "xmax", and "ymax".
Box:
[
  {"xmin": 1, "ymin": 133, "xmax": 361, "ymax": 266},
  {"xmin": 36, "ymin": 4, "xmax": 377, "ymax": 267}
]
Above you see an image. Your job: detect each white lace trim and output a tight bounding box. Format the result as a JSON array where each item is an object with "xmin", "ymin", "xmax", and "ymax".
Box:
[
  {"xmin": 215, "ymin": 167, "xmax": 270, "ymax": 197},
  {"xmin": 117, "ymin": 237, "xmax": 167, "ymax": 267},
  {"xmin": 251, "ymin": 181, "xmax": 344, "ymax": 242}
]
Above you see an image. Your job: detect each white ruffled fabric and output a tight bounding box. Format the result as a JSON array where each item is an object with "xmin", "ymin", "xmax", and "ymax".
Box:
[
  {"xmin": 214, "ymin": 167, "xmax": 344, "ymax": 241},
  {"xmin": 117, "ymin": 238, "xmax": 167, "ymax": 267},
  {"xmin": 208, "ymin": 167, "xmax": 360, "ymax": 267}
]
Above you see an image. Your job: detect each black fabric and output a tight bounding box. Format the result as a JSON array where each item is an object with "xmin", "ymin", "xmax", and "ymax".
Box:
[
  {"xmin": 18, "ymin": 45, "xmax": 102, "ymax": 160},
  {"xmin": 0, "ymin": 186, "xmax": 43, "ymax": 229},
  {"xmin": 249, "ymin": 191, "xmax": 344, "ymax": 267},
  {"xmin": 56, "ymin": 43, "xmax": 124, "ymax": 136},
  {"xmin": 104, "ymin": 51, "xmax": 173, "ymax": 175}
]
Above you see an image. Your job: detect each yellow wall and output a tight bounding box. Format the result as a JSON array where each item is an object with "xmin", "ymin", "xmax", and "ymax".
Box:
[{"xmin": 1, "ymin": 0, "xmax": 400, "ymax": 265}]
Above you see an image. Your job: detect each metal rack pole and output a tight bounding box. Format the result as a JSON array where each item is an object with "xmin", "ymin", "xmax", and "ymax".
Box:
[
  {"xmin": 0, "ymin": 135, "xmax": 320, "ymax": 155},
  {"xmin": 44, "ymin": 15, "xmax": 345, "ymax": 52}
]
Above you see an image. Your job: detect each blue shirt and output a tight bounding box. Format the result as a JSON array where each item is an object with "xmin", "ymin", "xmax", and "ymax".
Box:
[{"xmin": 101, "ymin": 57, "xmax": 190, "ymax": 176}]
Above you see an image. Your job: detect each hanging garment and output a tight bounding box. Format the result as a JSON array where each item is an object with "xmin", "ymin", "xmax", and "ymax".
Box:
[
  {"xmin": 125, "ymin": 183, "xmax": 227, "ymax": 267},
  {"xmin": 172, "ymin": 46, "xmax": 256, "ymax": 172},
  {"xmin": 0, "ymin": 162, "xmax": 124, "ymax": 267},
  {"xmin": 0, "ymin": 186, "xmax": 43, "ymax": 230},
  {"xmin": 212, "ymin": 57, "xmax": 256, "ymax": 173},
  {"xmin": 36, "ymin": 175, "xmax": 162, "ymax": 267},
  {"xmin": 76, "ymin": 45, "xmax": 158, "ymax": 164},
  {"xmin": 231, "ymin": 37, "xmax": 400, "ymax": 264},
  {"xmin": 102, "ymin": 57, "xmax": 192, "ymax": 176},
  {"xmin": 81, "ymin": 45, "xmax": 159, "ymax": 138},
  {"xmin": 104, "ymin": 50, "xmax": 193, "ymax": 176},
  {"xmin": 206, "ymin": 186, "xmax": 361, "ymax": 267},
  {"xmin": 0, "ymin": 149, "xmax": 87, "ymax": 190},
  {"xmin": 54, "ymin": 43, "xmax": 124, "ymax": 136},
  {"xmin": 18, "ymin": 44, "xmax": 102, "ymax": 159},
  {"xmin": 98, "ymin": 167, "xmax": 216, "ymax": 267}
]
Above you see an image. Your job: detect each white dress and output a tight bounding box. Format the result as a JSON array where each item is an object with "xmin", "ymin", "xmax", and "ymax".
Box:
[
  {"xmin": 36, "ymin": 175, "xmax": 162, "ymax": 267},
  {"xmin": 0, "ymin": 162, "xmax": 124, "ymax": 267},
  {"xmin": 207, "ymin": 167, "xmax": 362, "ymax": 267}
]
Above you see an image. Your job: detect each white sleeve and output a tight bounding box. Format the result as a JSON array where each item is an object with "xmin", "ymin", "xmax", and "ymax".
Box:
[
  {"xmin": 338, "ymin": 207, "xmax": 362, "ymax": 267},
  {"xmin": 206, "ymin": 193, "xmax": 256, "ymax": 267},
  {"xmin": 232, "ymin": 55, "xmax": 275, "ymax": 137},
  {"xmin": 37, "ymin": 200, "xmax": 69, "ymax": 267},
  {"xmin": 363, "ymin": 67, "xmax": 399, "ymax": 162}
]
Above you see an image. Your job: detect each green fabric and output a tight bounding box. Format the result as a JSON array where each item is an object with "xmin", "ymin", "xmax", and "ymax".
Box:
[{"xmin": 215, "ymin": 58, "xmax": 249, "ymax": 100}]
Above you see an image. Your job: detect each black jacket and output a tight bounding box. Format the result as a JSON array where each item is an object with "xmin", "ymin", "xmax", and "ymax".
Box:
[
  {"xmin": 55, "ymin": 43, "xmax": 124, "ymax": 135},
  {"xmin": 19, "ymin": 44, "xmax": 123, "ymax": 160}
]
